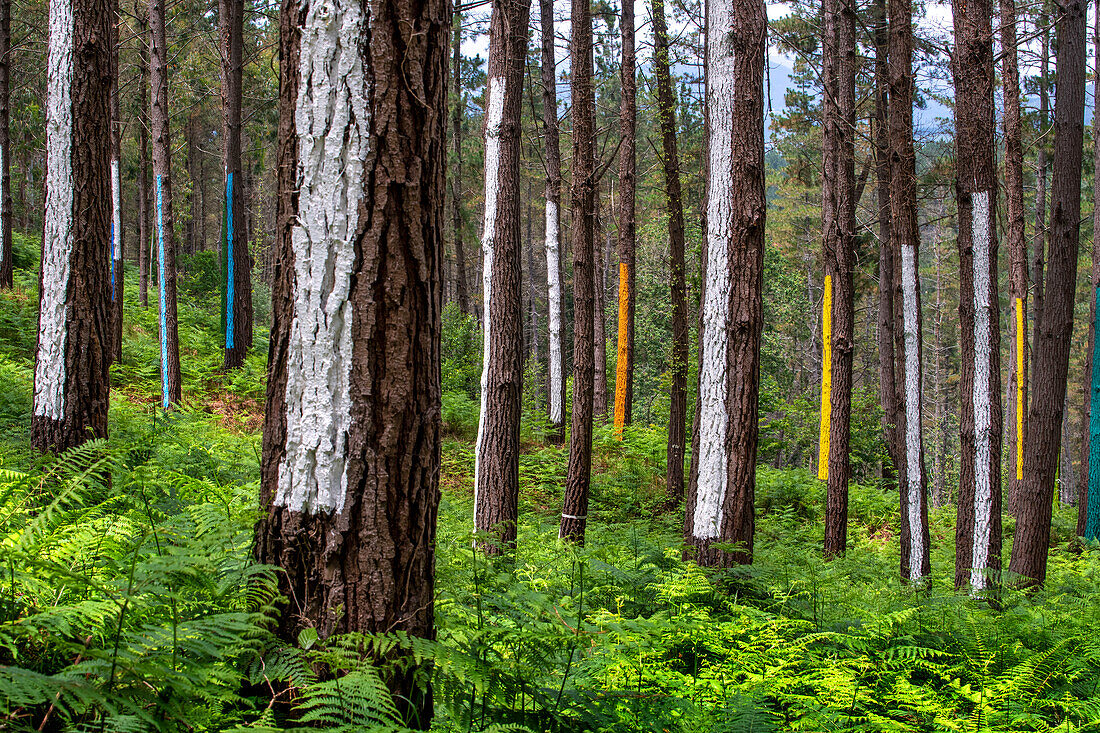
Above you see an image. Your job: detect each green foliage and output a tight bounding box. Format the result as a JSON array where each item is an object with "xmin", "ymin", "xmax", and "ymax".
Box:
[{"xmin": 443, "ymin": 302, "xmax": 482, "ymax": 398}]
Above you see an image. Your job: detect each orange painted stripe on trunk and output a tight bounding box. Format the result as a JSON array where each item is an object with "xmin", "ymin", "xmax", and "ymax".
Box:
[
  {"xmin": 613, "ymin": 261, "xmax": 630, "ymax": 438},
  {"xmin": 818, "ymin": 275, "xmax": 833, "ymax": 481},
  {"xmin": 1016, "ymin": 297, "xmax": 1024, "ymax": 480}
]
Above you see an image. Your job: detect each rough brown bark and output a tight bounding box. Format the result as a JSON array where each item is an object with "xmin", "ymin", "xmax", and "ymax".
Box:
[
  {"xmin": 1009, "ymin": 0, "xmax": 1087, "ymax": 585},
  {"xmin": 0, "ymin": 0, "xmax": 11, "ymax": 289},
  {"xmin": 821, "ymin": 0, "xmax": 856, "ymax": 558},
  {"xmin": 473, "ymin": 0, "xmax": 529, "ymax": 550},
  {"xmin": 31, "ymin": 0, "xmax": 113, "ymax": 452},
  {"xmin": 221, "ymin": 0, "xmax": 252, "ymax": 370},
  {"xmin": 1028, "ymin": 9, "xmax": 1050, "ymax": 438},
  {"xmin": 451, "ymin": 12, "xmax": 469, "ymax": 315},
  {"xmin": 136, "ymin": 0, "xmax": 150, "ymax": 307},
  {"xmin": 593, "ymin": 203, "xmax": 608, "ymax": 419},
  {"xmin": 559, "ymin": 0, "xmax": 596, "ymax": 544},
  {"xmin": 653, "ymin": 0, "xmax": 687, "ymax": 504},
  {"xmin": 613, "ymin": 0, "xmax": 636, "ymax": 430},
  {"xmin": 257, "ymin": 0, "xmax": 446, "ymax": 723},
  {"xmin": 150, "ymin": 0, "xmax": 182, "ymax": 406}
]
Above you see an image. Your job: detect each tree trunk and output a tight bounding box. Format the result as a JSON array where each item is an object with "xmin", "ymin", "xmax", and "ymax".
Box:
[
  {"xmin": 1009, "ymin": 0, "xmax": 1087, "ymax": 585},
  {"xmin": 256, "ymin": 0, "xmax": 446, "ymax": 723},
  {"xmin": 593, "ymin": 203, "xmax": 607, "ymax": 419},
  {"xmin": 1060, "ymin": 394, "xmax": 1076, "ymax": 504},
  {"xmin": 0, "ymin": 0, "xmax": 11, "ymax": 289},
  {"xmin": 559, "ymin": 0, "xmax": 596, "ymax": 544},
  {"xmin": 150, "ymin": 0, "xmax": 182, "ymax": 407},
  {"xmin": 889, "ymin": 0, "xmax": 931, "ymax": 583},
  {"xmin": 32, "ymin": 0, "xmax": 112, "ymax": 452},
  {"xmin": 109, "ymin": 0, "xmax": 123, "ymax": 363},
  {"xmin": 540, "ymin": 0, "xmax": 566, "ymax": 443},
  {"xmin": 1028, "ymin": 10, "xmax": 1050, "ymax": 454},
  {"xmin": 652, "ymin": 0, "xmax": 687, "ymax": 502},
  {"xmin": 1082, "ymin": 0, "xmax": 1100, "ymax": 540},
  {"xmin": 525, "ymin": 183, "xmax": 540, "ymax": 368},
  {"xmin": 684, "ymin": 0, "xmax": 766, "ymax": 566},
  {"xmin": 952, "ymin": 0, "xmax": 1002, "ymax": 591},
  {"xmin": 821, "ymin": 0, "xmax": 856, "ymax": 558},
  {"xmin": 137, "ymin": 0, "xmax": 150, "ymax": 307},
  {"xmin": 221, "ymin": 0, "xmax": 252, "ymax": 369},
  {"xmin": 473, "ymin": 0, "xmax": 529, "ymax": 550},
  {"xmin": 612, "ymin": 0, "xmax": 635, "ymax": 435},
  {"xmin": 451, "ymin": 11, "xmax": 469, "ymax": 315}
]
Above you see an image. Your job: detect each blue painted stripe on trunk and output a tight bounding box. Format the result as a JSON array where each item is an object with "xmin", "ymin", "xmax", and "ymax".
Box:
[
  {"xmin": 109, "ymin": 221, "xmax": 115, "ymax": 300},
  {"xmin": 226, "ymin": 172, "xmax": 235, "ymax": 350},
  {"xmin": 1088, "ymin": 285, "xmax": 1100, "ymax": 540},
  {"xmin": 157, "ymin": 174, "xmax": 169, "ymax": 409}
]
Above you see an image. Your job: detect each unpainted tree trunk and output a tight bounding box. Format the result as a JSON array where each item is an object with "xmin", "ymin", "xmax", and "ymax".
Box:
[
  {"xmin": 256, "ymin": 0, "xmax": 446, "ymax": 724},
  {"xmin": 137, "ymin": 0, "xmax": 150, "ymax": 307},
  {"xmin": 593, "ymin": 203, "xmax": 608, "ymax": 419},
  {"xmin": 1009, "ymin": 0, "xmax": 1087, "ymax": 585},
  {"xmin": 0, "ymin": 0, "xmax": 11, "ymax": 289},
  {"xmin": 451, "ymin": 12, "xmax": 469, "ymax": 315},
  {"xmin": 612, "ymin": 0, "xmax": 635, "ymax": 434},
  {"xmin": 32, "ymin": 0, "xmax": 112, "ymax": 452},
  {"xmin": 1028, "ymin": 10, "xmax": 1050, "ymax": 449}
]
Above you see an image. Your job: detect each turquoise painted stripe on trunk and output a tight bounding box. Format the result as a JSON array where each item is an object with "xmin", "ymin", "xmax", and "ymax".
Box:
[
  {"xmin": 1088, "ymin": 285, "xmax": 1100, "ymax": 540},
  {"xmin": 157, "ymin": 174, "xmax": 169, "ymax": 409},
  {"xmin": 226, "ymin": 172, "xmax": 235, "ymax": 350}
]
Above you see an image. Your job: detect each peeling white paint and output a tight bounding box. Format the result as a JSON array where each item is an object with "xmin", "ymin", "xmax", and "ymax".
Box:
[
  {"xmin": 473, "ymin": 74, "xmax": 506, "ymax": 516},
  {"xmin": 546, "ymin": 198, "xmax": 563, "ymax": 424},
  {"xmin": 970, "ymin": 190, "xmax": 993, "ymax": 590},
  {"xmin": 275, "ymin": 0, "xmax": 370, "ymax": 514},
  {"xmin": 111, "ymin": 158, "xmax": 122, "ymax": 261},
  {"xmin": 693, "ymin": 0, "xmax": 736, "ymax": 541},
  {"xmin": 900, "ymin": 242, "xmax": 925, "ymax": 581},
  {"xmin": 33, "ymin": 0, "xmax": 74, "ymax": 420}
]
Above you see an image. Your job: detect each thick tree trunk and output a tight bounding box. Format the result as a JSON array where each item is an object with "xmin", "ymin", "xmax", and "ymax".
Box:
[
  {"xmin": 821, "ymin": 0, "xmax": 856, "ymax": 558},
  {"xmin": 652, "ymin": 0, "xmax": 687, "ymax": 502},
  {"xmin": 137, "ymin": 0, "xmax": 150, "ymax": 307},
  {"xmin": 150, "ymin": 0, "xmax": 182, "ymax": 406},
  {"xmin": 451, "ymin": 12, "xmax": 469, "ymax": 315},
  {"xmin": 952, "ymin": 0, "xmax": 1002, "ymax": 591},
  {"xmin": 221, "ymin": 0, "xmax": 252, "ymax": 369},
  {"xmin": 612, "ymin": 0, "xmax": 635, "ymax": 435},
  {"xmin": 1028, "ymin": 12, "xmax": 1050, "ymax": 450},
  {"xmin": 109, "ymin": 0, "xmax": 123, "ymax": 363},
  {"xmin": 256, "ymin": 0, "xmax": 446, "ymax": 723},
  {"xmin": 684, "ymin": 0, "xmax": 765, "ymax": 566},
  {"xmin": 559, "ymin": 0, "xmax": 596, "ymax": 544},
  {"xmin": 473, "ymin": 0, "xmax": 529, "ymax": 550},
  {"xmin": 889, "ymin": 0, "xmax": 931, "ymax": 583},
  {"xmin": 0, "ymin": 0, "xmax": 11, "ymax": 289},
  {"xmin": 1082, "ymin": 0, "xmax": 1100, "ymax": 540},
  {"xmin": 32, "ymin": 0, "xmax": 112, "ymax": 452},
  {"xmin": 1009, "ymin": 0, "xmax": 1087, "ymax": 585}
]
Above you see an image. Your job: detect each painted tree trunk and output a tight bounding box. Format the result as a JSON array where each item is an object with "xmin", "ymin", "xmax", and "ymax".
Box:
[
  {"xmin": 1009, "ymin": 0, "xmax": 1087, "ymax": 585},
  {"xmin": 109, "ymin": 0, "xmax": 123, "ymax": 363},
  {"xmin": 221, "ymin": 0, "xmax": 252, "ymax": 370},
  {"xmin": 820, "ymin": 0, "xmax": 856, "ymax": 558},
  {"xmin": 473, "ymin": 0, "xmax": 529, "ymax": 550},
  {"xmin": 952, "ymin": 0, "xmax": 1002, "ymax": 591},
  {"xmin": 451, "ymin": 12, "xmax": 469, "ymax": 315},
  {"xmin": 889, "ymin": 0, "xmax": 931, "ymax": 583},
  {"xmin": 683, "ymin": 0, "xmax": 765, "ymax": 567},
  {"xmin": 612, "ymin": 0, "xmax": 635, "ymax": 436},
  {"xmin": 0, "ymin": 0, "xmax": 11, "ymax": 289},
  {"xmin": 1085, "ymin": 0, "xmax": 1100, "ymax": 541},
  {"xmin": 32, "ymin": 0, "xmax": 112, "ymax": 452},
  {"xmin": 540, "ymin": 0, "xmax": 566, "ymax": 443},
  {"xmin": 149, "ymin": 0, "xmax": 181, "ymax": 407},
  {"xmin": 136, "ymin": 0, "xmax": 150, "ymax": 308},
  {"xmin": 256, "ymin": 0, "xmax": 446, "ymax": 723},
  {"xmin": 652, "ymin": 0, "xmax": 688, "ymax": 503},
  {"xmin": 559, "ymin": 0, "xmax": 596, "ymax": 544}
]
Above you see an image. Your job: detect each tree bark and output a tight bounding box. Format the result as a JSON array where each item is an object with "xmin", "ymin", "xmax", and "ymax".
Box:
[
  {"xmin": 889, "ymin": 0, "xmax": 931, "ymax": 583},
  {"xmin": 540, "ymin": 0, "xmax": 566, "ymax": 442},
  {"xmin": 821, "ymin": 0, "xmax": 856, "ymax": 558},
  {"xmin": 612, "ymin": 0, "xmax": 635, "ymax": 435},
  {"xmin": 150, "ymin": 0, "xmax": 182, "ymax": 406},
  {"xmin": 221, "ymin": 0, "xmax": 252, "ymax": 369},
  {"xmin": 473, "ymin": 0, "xmax": 529, "ymax": 550},
  {"xmin": 136, "ymin": 0, "xmax": 150, "ymax": 308},
  {"xmin": 109, "ymin": 0, "xmax": 123, "ymax": 363},
  {"xmin": 257, "ymin": 0, "xmax": 446, "ymax": 723},
  {"xmin": 652, "ymin": 0, "xmax": 687, "ymax": 502},
  {"xmin": 593, "ymin": 202, "xmax": 608, "ymax": 419},
  {"xmin": 559, "ymin": 0, "xmax": 596, "ymax": 544},
  {"xmin": 451, "ymin": 11, "xmax": 469, "ymax": 315},
  {"xmin": 952, "ymin": 0, "xmax": 1002, "ymax": 590},
  {"xmin": 1009, "ymin": 0, "xmax": 1087, "ymax": 585},
  {"xmin": 1082, "ymin": 0, "xmax": 1100, "ymax": 540},
  {"xmin": 0, "ymin": 0, "xmax": 11, "ymax": 289},
  {"xmin": 32, "ymin": 0, "xmax": 112, "ymax": 452},
  {"xmin": 1028, "ymin": 9, "xmax": 1050, "ymax": 459},
  {"xmin": 684, "ymin": 0, "xmax": 766, "ymax": 566}
]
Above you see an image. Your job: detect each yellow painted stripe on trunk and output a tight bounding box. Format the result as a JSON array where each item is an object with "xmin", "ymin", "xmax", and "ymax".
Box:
[
  {"xmin": 818, "ymin": 275, "xmax": 833, "ymax": 481},
  {"xmin": 1016, "ymin": 297, "xmax": 1024, "ymax": 480},
  {"xmin": 613, "ymin": 261, "xmax": 630, "ymax": 438}
]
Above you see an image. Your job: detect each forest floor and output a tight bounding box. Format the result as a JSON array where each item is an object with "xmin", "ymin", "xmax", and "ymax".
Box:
[{"xmin": 1, "ymin": 245, "xmax": 1099, "ymax": 731}]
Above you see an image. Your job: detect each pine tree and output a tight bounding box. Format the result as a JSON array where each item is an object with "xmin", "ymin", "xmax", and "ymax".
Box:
[
  {"xmin": 0, "ymin": 0, "xmax": 11, "ymax": 290},
  {"xmin": 109, "ymin": 0, "xmax": 123, "ymax": 364},
  {"xmin": 451, "ymin": 11, "xmax": 470, "ymax": 316},
  {"xmin": 1082, "ymin": 0, "xmax": 1100, "ymax": 540},
  {"xmin": 136, "ymin": 0, "xmax": 150, "ymax": 308},
  {"xmin": 612, "ymin": 0, "xmax": 636, "ymax": 436},
  {"xmin": 32, "ymin": 0, "xmax": 112, "ymax": 452},
  {"xmin": 256, "ymin": 0, "xmax": 446, "ymax": 722}
]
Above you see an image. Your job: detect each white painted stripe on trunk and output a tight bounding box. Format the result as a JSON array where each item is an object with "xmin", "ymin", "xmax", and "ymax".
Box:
[
  {"xmin": 970, "ymin": 190, "xmax": 993, "ymax": 590},
  {"xmin": 275, "ymin": 0, "xmax": 370, "ymax": 515},
  {"xmin": 473, "ymin": 73, "xmax": 506, "ymax": 517},
  {"xmin": 546, "ymin": 197, "xmax": 563, "ymax": 424},
  {"xmin": 111, "ymin": 158, "xmax": 122, "ymax": 261},
  {"xmin": 693, "ymin": 0, "xmax": 736, "ymax": 540},
  {"xmin": 34, "ymin": 0, "xmax": 75, "ymax": 420},
  {"xmin": 900, "ymin": 241, "xmax": 924, "ymax": 581}
]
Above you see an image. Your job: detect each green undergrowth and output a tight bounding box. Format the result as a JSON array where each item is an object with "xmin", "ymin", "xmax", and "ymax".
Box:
[{"xmin": 1, "ymin": 249, "xmax": 1100, "ymax": 730}]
